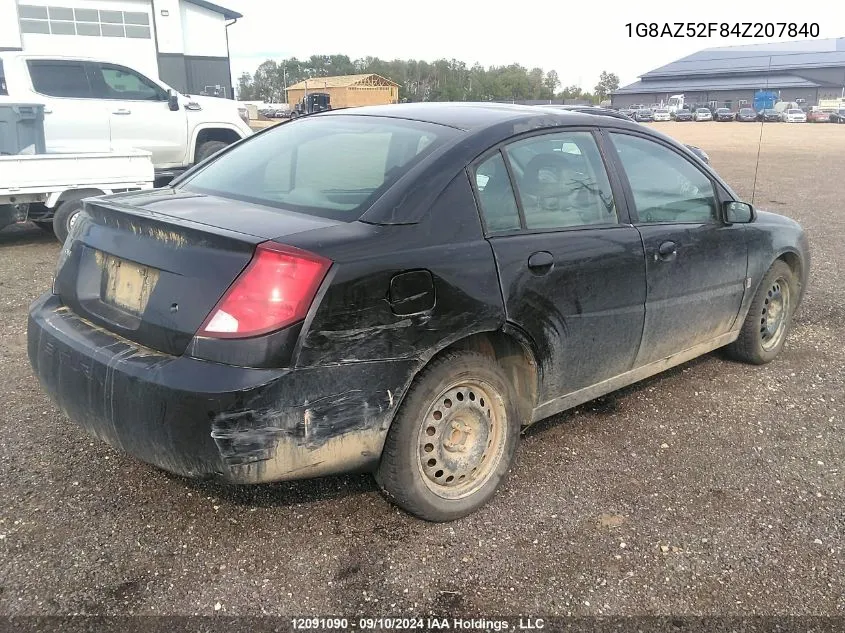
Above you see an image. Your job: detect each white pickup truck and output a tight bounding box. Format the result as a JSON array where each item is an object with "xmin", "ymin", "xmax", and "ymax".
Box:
[
  {"xmin": 0, "ymin": 149, "xmax": 154, "ymax": 241},
  {"xmin": 0, "ymin": 53, "xmax": 252, "ymax": 182}
]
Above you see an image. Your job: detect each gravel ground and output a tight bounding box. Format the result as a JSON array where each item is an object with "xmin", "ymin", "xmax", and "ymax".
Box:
[{"xmin": 0, "ymin": 122, "xmax": 843, "ymax": 619}]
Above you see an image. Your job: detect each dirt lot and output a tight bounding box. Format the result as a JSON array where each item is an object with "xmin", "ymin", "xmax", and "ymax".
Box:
[{"xmin": 1, "ymin": 122, "xmax": 843, "ymax": 618}]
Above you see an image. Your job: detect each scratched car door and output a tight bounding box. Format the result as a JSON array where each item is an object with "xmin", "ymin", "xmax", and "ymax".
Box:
[{"xmin": 472, "ymin": 129, "xmax": 647, "ymax": 404}]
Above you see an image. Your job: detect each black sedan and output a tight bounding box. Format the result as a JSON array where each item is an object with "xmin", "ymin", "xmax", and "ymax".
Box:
[
  {"xmin": 28, "ymin": 103, "xmax": 809, "ymax": 522},
  {"xmin": 737, "ymin": 108, "xmax": 758, "ymax": 122},
  {"xmin": 633, "ymin": 108, "xmax": 654, "ymax": 122},
  {"xmin": 760, "ymin": 109, "xmax": 781, "ymax": 122},
  {"xmin": 672, "ymin": 109, "xmax": 693, "ymax": 121},
  {"xmin": 714, "ymin": 108, "xmax": 735, "ymax": 121}
]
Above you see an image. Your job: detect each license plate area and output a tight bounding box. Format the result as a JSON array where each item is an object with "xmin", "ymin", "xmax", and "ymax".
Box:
[{"xmin": 98, "ymin": 251, "xmax": 159, "ymax": 316}]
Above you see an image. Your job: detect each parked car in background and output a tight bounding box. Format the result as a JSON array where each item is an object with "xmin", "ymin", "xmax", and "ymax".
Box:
[
  {"xmin": 633, "ymin": 108, "xmax": 654, "ymax": 122},
  {"xmin": 828, "ymin": 109, "xmax": 845, "ymax": 124},
  {"xmin": 807, "ymin": 109, "xmax": 830, "ymax": 123},
  {"xmin": 652, "ymin": 108, "xmax": 671, "ymax": 121},
  {"xmin": 693, "ymin": 108, "xmax": 713, "ymax": 121},
  {"xmin": 782, "ymin": 108, "xmax": 807, "ymax": 123},
  {"xmin": 672, "ymin": 109, "xmax": 693, "ymax": 121},
  {"xmin": 760, "ymin": 109, "xmax": 781, "ymax": 122},
  {"xmin": 714, "ymin": 108, "xmax": 735, "ymax": 122},
  {"xmin": 736, "ymin": 108, "xmax": 758, "ymax": 122},
  {"xmin": 27, "ymin": 103, "xmax": 808, "ymax": 521},
  {"xmin": 0, "ymin": 53, "xmax": 253, "ymax": 177}
]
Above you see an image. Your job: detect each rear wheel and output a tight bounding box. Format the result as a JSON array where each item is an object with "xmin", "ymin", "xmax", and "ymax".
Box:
[
  {"xmin": 376, "ymin": 351, "xmax": 521, "ymax": 522},
  {"xmin": 52, "ymin": 198, "xmax": 85, "ymax": 243},
  {"xmin": 726, "ymin": 260, "xmax": 797, "ymax": 364}
]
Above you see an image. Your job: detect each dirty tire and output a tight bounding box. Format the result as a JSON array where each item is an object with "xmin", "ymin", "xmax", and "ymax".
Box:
[
  {"xmin": 376, "ymin": 351, "xmax": 520, "ymax": 522},
  {"xmin": 195, "ymin": 140, "xmax": 229, "ymax": 164},
  {"xmin": 726, "ymin": 260, "xmax": 796, "ymax": 365},
  {"xmin": 52, "ymin": 198, "xmax": 85, "ymax": 244}
]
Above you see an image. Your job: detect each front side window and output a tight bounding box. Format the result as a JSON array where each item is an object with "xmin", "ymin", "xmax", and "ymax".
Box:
[
  {"xmin": 504, "ymin": 131, "xmax": 618, "ymax": 230},
  {"xmin": 183, "ymin": 115, "xmax": 456, "ymax": 221},
  {"xmin": 609, "ymin": 133, "xmax": 718, "ymax": 224},
  {"xmin": 28, "ymin": 60, "xmax": 92, "ymax": 98},
  {"xmin": 94, "ymin": 64, "xmax": 164, "ymax": 100}
]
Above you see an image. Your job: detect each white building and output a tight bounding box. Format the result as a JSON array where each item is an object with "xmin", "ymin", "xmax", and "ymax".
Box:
[{"xmin": 0, "ymin": 0, "xmax": 241, "ymax": 97}]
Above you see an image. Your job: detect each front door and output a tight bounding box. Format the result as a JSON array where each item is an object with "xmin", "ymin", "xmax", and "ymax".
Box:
[
  {"xmin": 89, "ymin": 62, "xmax": 188, "ymax": 167},
  {"xmin": 473, "ymin": 130, "xmax": 647, "ymax": 404},
  {"xmin": 605, "ymin": 131, "xmax": 748, "ymax": 366}
]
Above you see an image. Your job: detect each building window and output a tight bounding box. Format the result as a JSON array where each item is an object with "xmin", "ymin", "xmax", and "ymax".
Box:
[{"xmin": 18, "ymin": 5, "xmax": 151, "ymax": 39}]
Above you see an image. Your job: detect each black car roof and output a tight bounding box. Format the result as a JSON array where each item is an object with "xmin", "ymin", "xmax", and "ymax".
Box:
[{"xmin": 319, "ymin": 102, "xmax": 641, "ymax": 133}]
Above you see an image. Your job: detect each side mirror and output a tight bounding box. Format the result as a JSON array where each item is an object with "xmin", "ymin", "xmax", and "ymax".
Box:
[
  {"xmin": 724, "ymin": 201, "xmax": 754, "ymax": 224},
  {"xmin": 168, "ymin": 91, "xmax": 180, "ymax": 111}
]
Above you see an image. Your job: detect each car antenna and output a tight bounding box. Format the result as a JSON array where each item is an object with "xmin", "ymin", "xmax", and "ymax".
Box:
[{"xmin": 751, "ymin": 55, "xmax": 773, "ymax": 206}]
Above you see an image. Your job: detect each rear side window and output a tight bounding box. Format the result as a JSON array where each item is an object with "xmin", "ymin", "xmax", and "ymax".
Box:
[
  {"xmin": 28, "ymin": 60, "xmax": 92, "ymax": 98},
  {"xmin": 0, "ymin": 59, "xmax": 7, "ymax": 95},
  {"xmin": 504, "ymin": 131, "xmax": 618, "ymax": 229},
  {"xmin": 474, "ymin": 152, "xmax": 521, "ymax": 233},
  {"xmin": 183, "ymin": 116, "xmax": 457, "ymax": 221}
]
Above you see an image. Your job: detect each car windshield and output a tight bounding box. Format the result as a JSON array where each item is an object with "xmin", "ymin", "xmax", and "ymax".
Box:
[
  {"xmin": 696, "ymin": 109, "xmax": 709, "ymax": 113},
  {"xmin": 787, "ymin": 109, "xmax": 802, "ymax": 114},
  {"xmin": 181, "ymin": 115, "xmax": 457, "ymax": 221},
  {"xmin": 740, "ymin": 109, "xmax": 754, "ymax": 114},
  {"xmin": 655, "ymin": 109, "xmax": 668, "ymax": 113}
]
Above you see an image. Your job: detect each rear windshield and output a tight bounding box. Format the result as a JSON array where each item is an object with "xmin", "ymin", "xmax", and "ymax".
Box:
[{"xmin": 182, "ymin": 115, "xmax": 458, "ymax": 221}]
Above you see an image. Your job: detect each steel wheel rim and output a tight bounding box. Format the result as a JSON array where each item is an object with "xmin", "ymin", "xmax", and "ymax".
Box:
[
  {"xmin": 760, "ymin": 276, "xmax": 790, "ymax": 351},
  {"xmin": 416, "ymin": 379, "xmax": 507, "ymax": 500},
  {"xmin": 67, "ymin": 209, "xmax": 81, "ymax": 232}
]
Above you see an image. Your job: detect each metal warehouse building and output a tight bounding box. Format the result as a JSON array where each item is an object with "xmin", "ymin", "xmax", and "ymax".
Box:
[
  {"xmin": 0, "ymin": 0, "xmax": 242, "ymax": 98},
  {"xmin": 612, "ymin": 37, "xmax": 845, "ymax": 110}
]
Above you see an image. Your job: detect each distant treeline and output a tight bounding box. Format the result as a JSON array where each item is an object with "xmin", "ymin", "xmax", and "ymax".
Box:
[{"xmin": 236, "ymin": 55, "xmax": 620, "ymax": 104}]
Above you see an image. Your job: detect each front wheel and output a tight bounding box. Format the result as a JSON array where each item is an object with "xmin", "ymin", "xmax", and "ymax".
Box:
[
  {"xmin": 376, "ymin": 351, "xmax": 521, "ymax": 522},
  {"xmin": 726, "ymin": 260, "xmax": 797, "ymax": 364},
  {"xmin": 195, "ymin": 140, "xmax": 229, "ymax": 164}
]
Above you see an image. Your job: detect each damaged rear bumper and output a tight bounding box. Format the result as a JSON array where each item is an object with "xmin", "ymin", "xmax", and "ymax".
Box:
[{"xmin": 27, "ymin": 293, "xmax": 416, "ymax": 484}]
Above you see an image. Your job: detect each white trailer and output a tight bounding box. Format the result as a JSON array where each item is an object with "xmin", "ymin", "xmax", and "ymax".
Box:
[{"xmin": 0, "ymin": 148, "xmax": 154, "ymax": 242}]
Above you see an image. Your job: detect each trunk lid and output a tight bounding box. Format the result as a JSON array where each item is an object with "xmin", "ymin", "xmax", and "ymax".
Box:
[{"xmin": 54, "ymin": 190, "xmax": 340, "ymax": 356}]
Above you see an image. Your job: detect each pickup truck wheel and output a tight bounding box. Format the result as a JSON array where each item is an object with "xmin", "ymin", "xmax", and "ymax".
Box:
[
  {"xmin": 376, "ymin": 351, "xmax": 520, "ymax": 522},
  {"xmin": 53, "ymin": 199, "xmax": 84, "ymax": 243},
  {"xmin": 195, "ymin": 140, "xmax": 229, "ymax": 164},
  {"xmin": 726, "ymin": 260, "xmax": 796, "ymax": 365}
]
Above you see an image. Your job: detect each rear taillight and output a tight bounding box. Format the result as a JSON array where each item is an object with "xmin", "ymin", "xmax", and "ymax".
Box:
[{"xmin": 198, "ymin": 242, "xmax": 331, "ymax": 339}]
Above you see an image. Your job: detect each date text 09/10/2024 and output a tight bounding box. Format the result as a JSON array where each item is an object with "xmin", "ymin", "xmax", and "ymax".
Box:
[
  {"xmin": 625, "ymin": 22, "xmax": 820, "ymax": 38},
  {"xmin": 291, "ymin": 617, "xmax": 546, "ymax": 630}
]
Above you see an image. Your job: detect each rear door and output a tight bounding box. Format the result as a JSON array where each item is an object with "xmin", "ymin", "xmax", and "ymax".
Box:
[
  {"xmin": 604, "ymin": 131, "xmax": 748, "ymax": 366},
  {"xmin": 88, "ymin": 62, "xmax": 188, "ymax": 167},
  {"xmin": 26, "ymin": 59, "xmax": 111, "ymax": 153},
  {"xmin": 473, "ymin": 129, "xmax": 647, "ymax": 404}
]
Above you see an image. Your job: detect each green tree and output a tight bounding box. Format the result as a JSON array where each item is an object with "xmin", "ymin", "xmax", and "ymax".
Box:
[
  {"xmin": 594, "ymin": 71, "xmax": 620, "ymax": 100},
  {"xmin": 236, "ymin": 72, "xmax": 254, "ymax": 100}
]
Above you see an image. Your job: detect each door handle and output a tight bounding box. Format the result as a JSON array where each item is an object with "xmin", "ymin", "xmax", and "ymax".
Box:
[
  {"xmin": 528, "ymin": 251, "xmax": 554, "ymax": 275},
  {"xmin": 43, "ymin": 108, "xmax": 53, "ymax": 114},
  {"xmin": 656, "ymin": 241, "xmax": 678, "ymax": 261},
  {"xmin": 112, "ymin": 109, "xmax": 132, "ymax": 115}
]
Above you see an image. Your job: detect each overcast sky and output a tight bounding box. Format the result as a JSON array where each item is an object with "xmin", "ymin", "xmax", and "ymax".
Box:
[{"xmin": 223, "ymin": 0, "xmax": 843, "ymax": 90}]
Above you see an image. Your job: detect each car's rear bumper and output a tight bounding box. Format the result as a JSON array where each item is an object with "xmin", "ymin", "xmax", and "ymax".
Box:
[{"xmin": 28, "ymin": 293, "xmax": 417, "ymax": 484}]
